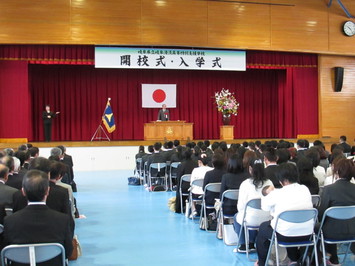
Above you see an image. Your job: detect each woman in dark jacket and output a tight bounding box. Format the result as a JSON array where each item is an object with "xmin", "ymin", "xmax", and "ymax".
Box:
[
  {"xmin": 297, "ymin": 157, "xmax": 319, "ymax": 195},
  {"xmin": 174, "ymin": 149, "xmax": 198, "ymax": 213},
  {"xmin": 318, "ymin": 158, "xmax": 355, "ymax": 265},
  {"xmin": 220, "ymin": 154, "xmax": 249, "ymax": 216}
]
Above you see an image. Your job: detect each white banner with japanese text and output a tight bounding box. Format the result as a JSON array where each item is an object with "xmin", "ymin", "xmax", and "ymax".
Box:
[{"xmin": 95, "ymin": 47, "xmax": 246, "ymax": 71}]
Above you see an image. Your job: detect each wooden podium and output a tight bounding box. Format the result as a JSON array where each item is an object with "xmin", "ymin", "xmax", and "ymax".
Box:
[
  {"xmin": 144, "ymin": 121, "xmax": 193, "ymax": 141},
  {"xmin": 220, "ymin": 125, "xmax": 234, "ymax": 140}
]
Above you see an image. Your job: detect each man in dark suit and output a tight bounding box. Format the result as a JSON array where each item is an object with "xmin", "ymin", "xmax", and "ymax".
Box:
[
  {"xmin": 157, "ymin": 104, "xmax": 170, "ymax": 121},
  {"xmin": 42, "ymin": 104, "xmax": 60, "ymax": 142},
  {"xmin": 4, "ymin": 170, "xmax": 73, "ymax": 266},
  {"xmin": 263, "ymin": 147, "xmax": 281, "ymax": 188},
  {"xmin": 12, "ymin": 157, "xmax": 74, "ymax": 234},
  {"xmin": 339, "ymin": 135, "xmax": 352, "ymax": 154},
  {"xmin": 57, "ymin": 145, "xmax": 76, "ymax": 191},
  {"xmin": 2, "ymin": 156, "xmax": 23, "ymax": 190},
  {"xmin": 147, "ymin": 142, "xmax": 166, "ymax": 181},
  {"xmin": 162, "ymin": 141, "xmax": 175, "ymax": 162},
  {"xmin": 0, "ymin": 164, "xmax": 18, "ymax": 208}
]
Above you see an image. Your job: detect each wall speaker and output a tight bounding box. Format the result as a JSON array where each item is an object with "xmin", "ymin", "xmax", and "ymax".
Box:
[{"xmin": 334, "ymin": 67, "xmax": 344, "ymax": 92}]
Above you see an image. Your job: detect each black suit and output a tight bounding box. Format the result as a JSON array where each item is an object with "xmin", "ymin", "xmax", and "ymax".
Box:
[
  {"xmin": 157, "ymin": 109, "xmax": 169, "ymax": 121},
  {"xmin": 42, "ymin": 111, "xmax": 57, "ymax": 142},
  {"xmin": 174, "ymin": 159, "xmax": 198, "ymax": 213},
  {"xmin": 264, "ymin": 164, "xmax": 281, "ymax": 188},
  {"xmin": 0, "ymin": 182, "xmax": 18, "ymax": 208},
  {"xmin": 162, "ymin": 149, "xmax": 175, "ymax": 162},
  {"xmin": 4, "ymin": 204, "xmax": 73, "ymax": 266},
  {"xmin": 220, "ymin": 172, "xmax": 248, "ymax": 215},
  {"xmin": 339, "ymin": 142, "xmax": 352, "ymax": 153},
  {"xmin": 6, "ymin": 173, "xmax": 24, "ymax": 190},
  {"xmin": 13, "ymin": 182, "xmax": 74, "ymax": 235},
  {"xmin": 203, "ymin": 168, "xmax": 226, "ymax": 206}
]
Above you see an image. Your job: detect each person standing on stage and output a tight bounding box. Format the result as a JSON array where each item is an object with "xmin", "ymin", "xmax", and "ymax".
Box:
[
  {"xmin": 157, "ymin": 104, "xmax": 170, "ymax": 121},
  {"xmin": 42, "ymin": 105, "xmax": 60, "ymax": 142}
]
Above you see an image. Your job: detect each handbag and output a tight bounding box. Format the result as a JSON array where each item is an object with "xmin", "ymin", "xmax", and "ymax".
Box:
[
  {"xmin": 128, "ymin": 177, "xmax": 141, "ymax": 186},
  {"xmin": 69, "ymin": 235, "xmax": 82, "ymax": 261}
]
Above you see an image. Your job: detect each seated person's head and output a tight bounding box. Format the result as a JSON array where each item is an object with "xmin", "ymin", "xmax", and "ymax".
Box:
[
  {"xmin": 147, "ymin": 145, "xmax": 154, "ymax": 153},
  {"xmin": 50, "ymin": 147, "xmax": 63, "ymax": 158},
  {"xmin": 49, "ymin": 161, "xmax": 67, "ymax": 181},
  {"xmin": 297, "ymin": 139, "xmax": 306, "ymax": 148},
  {"xmin": 29, "ymin": 147, "xmax": 39, "ymax": 158},
  {"xmin": 22, "ymin": 170, "xmax": 49, "ymax": 202},
  {"xmin": 275, "ymin": 163, "xmax": 300, "ymax": 186},
  {"xmin": 212, "ymin": 154, "xmax": 225, "ymax": 170},
  {"xmin": 264, "ymin": 147, "xmax": 277, "ymax": 164},
  {"xmin": 29, "ymin": 157, "xmax": 51, "ymax": 174},
  {"xmin": 0, "ymin": 164, "xmax": 9, "ymax": 181},
  {"xmin": 305, "ymin": 147, "xmax": 321, "ymax": 167},
  {"xmin": 0, "ymin": 156, "xmax": 14, "ymax": 172},
  {"xmin": 333, "ymin": 158, "xmax": 355, "ymax": 181},
  {"xmin": 227, "ymin": 154, "xmax": 243, "ymax": 174},
  {"xmin": 153, "ymin": 142, "xmax": 162, "ymax": 152},
  {"xmin": 276, "ymin": 148, "xmax": 290, "ymax": 164}
]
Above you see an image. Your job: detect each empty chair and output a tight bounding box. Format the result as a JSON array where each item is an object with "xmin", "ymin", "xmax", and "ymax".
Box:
[
  {"xmin": 1, "ymin": 243, "xmax": 66, "ymax": 266},
  {"xmin": 169, "ymin": 162, "xmax": 181, "ymax": 191},
  {"xmin": 148, "ymin": 163, "xmax": 167, "ymax": 191},
  {"xmin": 265, "ymin": 209, "xmax": 319, "ymax": 266},
  {"xmin": 179, "ymin": 174, "xmax": 191, "ymax": 214},
  {"xmin": 317, "ymin": 205, "xmax": 355, "ymax": 266},
  {"xmin": 217, "ymin": 189, "xmax": 239, "ymax": 245},
  {"xmin": 199, "ymin": 182, "xmax": 221, "ymax": 232}
]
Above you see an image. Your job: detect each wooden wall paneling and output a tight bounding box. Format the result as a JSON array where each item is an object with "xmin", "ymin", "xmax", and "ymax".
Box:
[
  {"xmin": 70, "ymin": 0, "xmax": 142, "ymax": 44},
  {"xmin": 328, "ymin": 0, "xmax": 355, "ymax": 54},
  {"xmin": 0, "ymin": 0, "xmax": 71, "ymax": 44},
  {"xmin": 319, "ymin": 55, "xmax": 355, "ymax": 141},
  {"xmin": 141, "ymin": 0, "xmax": 208, "ymax": 47},
  {"xmin": 207, "ymin": 1, "xmax": 271, "ymax": 49},
  {"xmin": 270, "ymin": 0, "xmax": 329, "ymax": 52}
]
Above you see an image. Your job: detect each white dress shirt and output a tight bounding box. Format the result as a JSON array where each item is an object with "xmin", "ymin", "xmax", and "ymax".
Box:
[
  {"xmin": 190, "ymin": 166, "xmax": 213, "ymax": 194},
  {"xmin": 262, "ymin": 183, "xmax": 313, "ymax": 236}
]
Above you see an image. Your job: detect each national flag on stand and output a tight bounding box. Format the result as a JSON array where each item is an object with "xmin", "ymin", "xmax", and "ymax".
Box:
[
  {"xmin": 142, "ymin": 84, "xmax": 176, "ymax": 108},
  {"xmin": 102, "ymin": 99, "xmax": 116, "ymax": 133}
]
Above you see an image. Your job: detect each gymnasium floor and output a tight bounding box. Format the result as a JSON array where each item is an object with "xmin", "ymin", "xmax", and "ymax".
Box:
[{"xmin": 69, "ymin": 170, "xmax": 355, "ymax": 266}]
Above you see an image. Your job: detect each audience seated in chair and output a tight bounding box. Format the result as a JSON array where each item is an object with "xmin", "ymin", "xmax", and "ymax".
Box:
[
  {"xmin": 297, "ymin": 157, "xmax": 319, "ymax": 195},
  {"xmin": 255, "ymin": 163, "xmax": 313, "ymax": 266},
  {"xmin": 2, "ymin": 156, "xmax": 23, "ymax": 191},
  {"xmin": 263, "ymin": 148, "xmax": 280, "ymax": 188},
  {"xmin": 233, "ymin": 158, "xmax": 272, "ymax": 253},
  {"xmin": 3, "ymin": 170, "xmax": 73, "ymax": 266},
  {"xmin": 317, "ymin": 158, "xmax": 355, "ymax": 265},
  {"xmin": 0, "ymin": 164, "xmax": 18, "ymax": 209}
]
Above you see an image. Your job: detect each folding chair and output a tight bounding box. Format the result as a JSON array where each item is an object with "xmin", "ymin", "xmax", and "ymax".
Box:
[
  {"xmin": 237, "ymin": 198, "xmax": 264, "ymax": 261},
  {"xmin": 169, "ymin": 162, "xmax": 181, "ymax": 191},
  {"xmin": 187, "ymin": 178, "xmax": 204, "ymax": 221},
  {"xmin": 311, "ymin": 194, "xmax": 321, "ymax": 208},
  {"xmin": 265, "ymin": 209, "xmax": 319, "ymax": 266},
  {"xmin": 179, "ymin": 174, "xmax": 191, "ymax": 214},
  {"xmin": 218, "ymin": 189, "xmax": 239, "ymax": 245},
  {"xmin": 199, "ymin": 182, "xmax": 221, "ymax": 232},
  {"xmin": 148, "ymin": 163, "xmax": 167, "ymax": 191},
  {"xmin": 317, "ymin": 205, "xmax": 355, "ymax": 266},
  {"xmin": 1, "ymin": 243, "xmax": 66, "ymax": 266},
  {"xmin": 135, "ymin": 158, "xmax": 143, "ymax": 183}
]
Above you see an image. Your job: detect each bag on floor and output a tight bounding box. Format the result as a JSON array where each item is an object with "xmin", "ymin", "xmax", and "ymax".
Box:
[
  {"xmin": 151, "ymin": 185, "xmax": 165, "ymax": 191},
  {"xmin": 222, "ymin": 224, "xmax": 239, "ymax": 245},
  {"xmin": 128, "ymin": 177, "xmax": 141, "ymax": 186},
  {"xmin": 69, "ymin": 235, "xmax": 82, "ymax": 261},
  {"xmin": 168, "ymin": 197, "xmax": 176, "ymax": 212}
]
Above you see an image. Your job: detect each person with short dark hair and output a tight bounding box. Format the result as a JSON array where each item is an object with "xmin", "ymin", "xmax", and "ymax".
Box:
[
  {"xmin": 0, "ymin": 164, "xmax": 18, "ymax": 208},
  {"xmin": 339, "ymin": 135, "xmax": 351, "ymax": 153},
  {"xmin": 42, "ymin": 104, "xmax": 60, "ymax": 142},
  {"xmin": 174, "ymin": 149, "xmax": 198, "ymax": 213},
  {"xmin": 318, "ymin": 158, "xmax": 355, "ymax": 265},
  {"xmin": 263, "ymin": 148, "xmax": 280, "ymax": 188},
  {"xmin": 28, "ymin": 147, "xmax": 39, "ymax": 158},
  {"xmin": 173, "ymin": 139, "xmax": 180, "ymax": 149},
  {"xmin": 135, "ymin": 145, "xmax": 146, "ymax": 159},
  {"xmin": 256, "ymin": 163, "xmax": 313, "ymax": 266},
  {"xmin": 4, "ymin": 170, "xmax": 73, "ymax": 265},
  {"xmin": 162, "ymin": 141, "xmax": 174, "ymax": 161}
]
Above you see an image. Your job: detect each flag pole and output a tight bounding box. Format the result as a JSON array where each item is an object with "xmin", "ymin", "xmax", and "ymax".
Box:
[{"xmin": 90, "ymin": 97, "xmax": 111, "ymax": 141}]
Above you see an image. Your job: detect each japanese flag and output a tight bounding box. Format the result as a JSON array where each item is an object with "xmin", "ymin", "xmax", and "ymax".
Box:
[{"xmin": 142, "ymin": 84, "xmax": 176, "ymax": 108}]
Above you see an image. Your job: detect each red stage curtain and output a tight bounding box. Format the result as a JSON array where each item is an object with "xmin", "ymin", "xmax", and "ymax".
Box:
[
  {"xmin": 29, "ymin": 65, "xmax": 318, "ymax": 141},
  {"xmin": 0, "ymin": 61, "xmax": 32, "ymax": 139},
  {"xmin": 0, "ymin": 45, "xmax": 94, "ymax": 65}
]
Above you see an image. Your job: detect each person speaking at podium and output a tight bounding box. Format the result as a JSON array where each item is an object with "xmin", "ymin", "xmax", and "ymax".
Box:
[
  {"xmin": 157, "ymin": 104, "xmax": 170, "ymax": 121},
  {"xmin": 42, "ymin": 104, "xmax": 60, "ymax": 142}
]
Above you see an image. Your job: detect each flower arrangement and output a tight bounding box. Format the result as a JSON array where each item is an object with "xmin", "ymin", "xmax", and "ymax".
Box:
[{"xmin": 214, "ymin": 88, "xmax": 239, "ymax": 116}]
